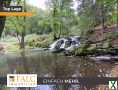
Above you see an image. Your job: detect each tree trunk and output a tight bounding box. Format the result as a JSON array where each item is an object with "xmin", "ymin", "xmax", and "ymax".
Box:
[
  {"xmin": 20, "ymin": 32, "xmax": 25, "ymax": 49},
  {"xmin": 101, "ymin": 3, "xmax": 105, "ymax": 29},
  {"xmin": 20, "ymin": 0, "xmax": 26, "ymax": 49},
  {"xmin": 0, "ymin": 17, "xmax": 6, "ymax": 37},
  {"xmin": 52, "ymin": 6, "xmax": 57, "ymax": 41},
  {"xmin": 116, "ymin": 0, "xmax": 118, "ymax": 27}
]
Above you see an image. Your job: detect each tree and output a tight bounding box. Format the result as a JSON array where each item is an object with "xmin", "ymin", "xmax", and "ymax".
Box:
[
  {"xmin": 116, "ymin": 0, "xmax": 118, "ymax": 26},
  {"xmin": 47, "ymin": 0, "xmax": 74, "ymax": 40},
  {"xmin": 20, "ymin": 0, "xmax": 26, "ymax": 49},
  {"xmin": 4, "ymin": 0, "xmax": 26, "ymax": 49},
  {"xmin": 0, "ymin": 0, "xmax": 11, "ymax": 37}
]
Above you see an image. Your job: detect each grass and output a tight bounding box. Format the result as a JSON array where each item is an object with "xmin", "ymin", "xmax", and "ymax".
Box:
[{"xmin": 0, "ymin": 34, "xmax": 53, "ymax": 53}]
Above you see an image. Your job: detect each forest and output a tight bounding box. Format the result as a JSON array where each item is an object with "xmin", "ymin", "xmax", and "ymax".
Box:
[
  {"xmin": 0, "ymin": 0, "xmax": 118, "ymax": 55},
  {"xmin": 0, "ymin": 0, "xmax": 118, "ymax": 90}
]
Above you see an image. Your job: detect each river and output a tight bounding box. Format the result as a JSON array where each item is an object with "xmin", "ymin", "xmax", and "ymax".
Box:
[{"xmin": 0, "ymin": 51, "xmax": 118, "ymax": 90}]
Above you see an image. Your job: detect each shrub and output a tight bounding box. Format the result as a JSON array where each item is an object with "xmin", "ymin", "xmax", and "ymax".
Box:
[{"xmin": 25, "ymin": 34, "xmax": 53, "ymax": 48}]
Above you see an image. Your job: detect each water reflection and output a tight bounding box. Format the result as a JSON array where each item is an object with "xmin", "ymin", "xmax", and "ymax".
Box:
[{"xmin": 0, "ymin": 51, "xmax": 117, "ymax": 90}]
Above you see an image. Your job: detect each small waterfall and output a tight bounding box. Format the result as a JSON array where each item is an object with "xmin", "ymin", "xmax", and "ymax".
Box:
[{"xmin": 49, "ymin": 36, "xmax": 80, "ymax": 52}]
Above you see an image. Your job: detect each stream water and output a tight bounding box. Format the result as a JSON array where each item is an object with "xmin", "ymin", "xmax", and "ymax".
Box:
[{"xmin": 0, "ymin": 51, "xmax": 118, "ymax": 90}]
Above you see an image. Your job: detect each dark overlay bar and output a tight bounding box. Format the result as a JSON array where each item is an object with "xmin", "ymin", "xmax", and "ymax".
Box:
[
  {"xmin": 37, "ymin": 77, "xmax": 118, "ymax": 85},
  {"xmin": 0, "ymin": 77, "xmax": 118, "ymax": 85},
  {"xmin": 1, "ymin": 6, "xmax": 22, "ymax": 12}
]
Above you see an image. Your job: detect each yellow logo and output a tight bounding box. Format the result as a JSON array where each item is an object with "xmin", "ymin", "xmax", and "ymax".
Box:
[{"xmin": 7, "ymin": 74, "xmax": 37, "ymax": 87}]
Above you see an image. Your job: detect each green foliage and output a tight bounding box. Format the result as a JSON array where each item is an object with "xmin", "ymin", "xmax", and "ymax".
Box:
[
  {"xmin": 26, "ymin": 7, "xmax": 52, "ymax": 34},
  {"xmin": 25, "ymin": 34, "xmax": 53, "ymax": 48},
  {"xmin": 5, "ymin": 6, "xmax": 52, "ymax": 35},
  {"xmin": 1, "ymin": 0, "xmax": 118, "ymax": 52},
  {"xmin": 47, "ymin": 0, "xmax": 75, "ymax": 39}
]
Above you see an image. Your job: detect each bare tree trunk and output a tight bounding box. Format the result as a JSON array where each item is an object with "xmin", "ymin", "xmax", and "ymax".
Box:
[
  {"xmin": 52, "ymin": 6, "xmax": 58, "ymax": 40},
  {"xmin": 20, "ymin": 0, "xmax": 26, "ymax": 49},
  {"xmin": 101, "ymin": 3, "xmax": 105, "ymax": 29},
  {"xmin": 116, "ymin": 0, "xmax": 118, "ymax": 27},
  {"xmin": 0, "ymin": 17, "xmax": 6, "ymax": 37},
  {"xmin": 20, "ymin": 31, "xmax": 25, "ymax": 49}
]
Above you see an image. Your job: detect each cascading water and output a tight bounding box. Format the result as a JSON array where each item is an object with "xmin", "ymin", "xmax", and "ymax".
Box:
[{"xmin": 49, "ymin": 36, "xmax": 80, "ymax": 52}]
